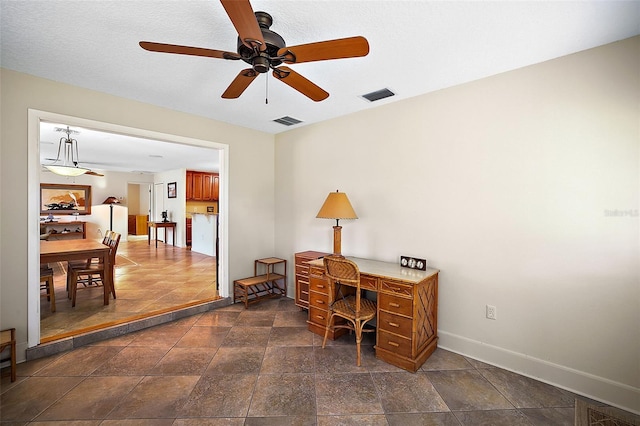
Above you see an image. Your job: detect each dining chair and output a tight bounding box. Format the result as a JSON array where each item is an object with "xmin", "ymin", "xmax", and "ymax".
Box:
[
  {"xmin": 322, "ymin": 255, "xmax": 377, "ymax": 366},
  {"xmin": 40, "ymin": 265, "xmax": 56, "ymax": 312},
  {"xmin": 0, "ymin": 328, "xmax": 16, "ymax": 382},
  {"xmin": 68, "ymin": 232, "xmax": 121, "ymax": 307},
  {"xmin": 67, "ymin": 230, "xmax": 113, "ymax": 271}
]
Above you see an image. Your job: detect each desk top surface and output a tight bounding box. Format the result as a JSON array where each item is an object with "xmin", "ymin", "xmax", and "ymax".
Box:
[
  {"xmin": 148, "ymin": 221, "xmax": 176, "ymax": 227},
  {"xmin": 308, "ymin": 256, "xmax": 439, "ymax": 284}
]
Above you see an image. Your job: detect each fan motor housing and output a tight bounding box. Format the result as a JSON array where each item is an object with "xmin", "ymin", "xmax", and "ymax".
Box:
[{"xmin": 237, "ymin": 11, "xmax": 286, "ymax": 73}]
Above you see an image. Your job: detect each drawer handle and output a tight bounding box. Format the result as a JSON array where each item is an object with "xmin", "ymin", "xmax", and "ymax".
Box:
[
  {"xmin": 389, "ymin": 302, "xmax": 400, "ymax": 308},
  {"xmin": 388, "ymin": 322, "xmax": 399, "ymax": 328},
  {"xmin": 315, "ymin": 315, "xmax": 325, "ymax": 320},
  {"xmin": 317, "ymin": 284, "xmax": 325, "ymax": 289},
  {"xmin": 316, "ymin": 300, "xmax": 325, "ymax": 305},
  {"xmin": 387, "ymin": 341, "xmax": 400, "ymax": 347}
]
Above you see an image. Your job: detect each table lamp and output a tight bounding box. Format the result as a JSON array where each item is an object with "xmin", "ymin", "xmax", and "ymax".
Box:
[
  {"xmin": 316, "ymin": 190, "xmax": 358, "ymax": 256},
  {"xmin": 102, "ymin": 196, "xmax": 120, "ymax": 231}
]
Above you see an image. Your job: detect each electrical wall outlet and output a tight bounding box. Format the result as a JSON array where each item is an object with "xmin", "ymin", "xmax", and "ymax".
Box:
[
  {"xmin": 97, "ymin": 228, "xmax": 102, "ymax": 237},
  {"xmin": 486, "ymin": 304, "xmax": 497, "ymax": 320}
]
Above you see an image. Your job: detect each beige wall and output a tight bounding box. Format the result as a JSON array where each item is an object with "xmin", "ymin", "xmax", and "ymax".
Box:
[
  {"xmin": 275, "ymin": 37, "xmax": 639, "ymax": 411},
  {"xmin": 0, "ymin": 69, "xmax": 276, "ymax": 359}
]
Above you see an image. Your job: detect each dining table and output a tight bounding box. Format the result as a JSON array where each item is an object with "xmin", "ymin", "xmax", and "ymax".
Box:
[{"xmin": 40, "ymin": 239, "xmax": 112, "ymax": 305}]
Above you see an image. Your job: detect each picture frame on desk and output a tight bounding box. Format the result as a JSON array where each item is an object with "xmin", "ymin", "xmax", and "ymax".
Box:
[
  {"xmin": 40, "ymin": 183, "xmax": 91, "ymax": 215},
  {"xmin": 167, "ymin": 182, "xmax": 177, "ymax": 198}
]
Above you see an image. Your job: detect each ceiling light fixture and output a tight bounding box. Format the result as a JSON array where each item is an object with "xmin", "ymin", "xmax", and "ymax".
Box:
[{"xmin": 43, "ymin": 126, "xmax": 91, "ymax": 177}]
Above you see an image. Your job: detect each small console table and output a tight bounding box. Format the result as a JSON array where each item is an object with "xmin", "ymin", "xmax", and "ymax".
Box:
[
  {"xmin": 148, "ymin": 221, "xmax": 176, "ymax": 248},
  {"xmin": 234, "ymin": 257, "xmax": 287, "ymax": 309}
]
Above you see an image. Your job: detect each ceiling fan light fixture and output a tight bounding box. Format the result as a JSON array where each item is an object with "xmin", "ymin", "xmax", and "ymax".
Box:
[
  {"xmin": 43, "ymin": 126, "xmax": 91, "ymax": 177},
  {"xmin": 44, "ymin": 164, "xmax": 90, "ymax": 177}
]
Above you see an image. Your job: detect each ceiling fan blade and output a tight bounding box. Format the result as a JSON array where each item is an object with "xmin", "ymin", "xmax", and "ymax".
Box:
[
  {"xmin": 272, "ymin": 66, "xmax": 329, "ymax": 102},
  {"xmin": 277, "ymin": 36, "xmax": 369, "ymax": 64},
  {"xmin": 85, "ymin": 171, "xmax": 104, "ymax": 177},
  {"xmin": 139, "ymin": 41, "xmax": 241, "ymax": 60},
  {"xmin": 220, "ymin": 0, "xmax": 266, "ymax": 51},
  {"xmin": 222, "ymin": 69, "xmax": 259, "ymax": 99}
]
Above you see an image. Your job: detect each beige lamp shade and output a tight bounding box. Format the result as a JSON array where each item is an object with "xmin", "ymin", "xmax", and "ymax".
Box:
[
  {"xmin": 317, "ymin": 190, "xmax": 357, "ymax": 256},
  {"xmin": 316, "ymin": 191, "xmax": 358, "ymax": 221}
]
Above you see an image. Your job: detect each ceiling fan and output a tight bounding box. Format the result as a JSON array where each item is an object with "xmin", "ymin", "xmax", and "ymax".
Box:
[{"xmin": 139, "ymin": 0, "xmax": 369, "ymax": 102}]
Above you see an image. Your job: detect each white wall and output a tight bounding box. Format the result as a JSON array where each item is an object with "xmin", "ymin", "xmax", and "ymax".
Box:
[
  {"xmin": 275, "ymin": 37, "xmax": 639, "ymax": 412},
  {"xmin": 0, "ymin": 69, "xmax": 276, "ymax": 361}
]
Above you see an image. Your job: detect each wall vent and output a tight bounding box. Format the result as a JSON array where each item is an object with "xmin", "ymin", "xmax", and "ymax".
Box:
[
  {"xmin": 362, "ymin": 88, "xmax": 395, "ymax": 102},
  {"xmin": 273, "ymin": 116, "xmax": 303, "ymax": 126}
]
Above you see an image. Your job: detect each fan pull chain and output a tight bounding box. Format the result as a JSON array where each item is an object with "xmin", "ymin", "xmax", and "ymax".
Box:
[{"xmin": 265, "ymin": 74, "xmax": 269, "ymax": 104}]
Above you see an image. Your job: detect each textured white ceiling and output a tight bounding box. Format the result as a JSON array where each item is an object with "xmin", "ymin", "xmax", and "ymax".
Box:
[{"xmin": 2, "ymin": 1, "xmax": 638, "ymax": 173}]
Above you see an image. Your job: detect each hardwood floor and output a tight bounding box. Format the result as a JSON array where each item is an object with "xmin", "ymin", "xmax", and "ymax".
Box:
[{"xmin": 40, "ymin": 238, "xmax": 220, "ymax": 342}]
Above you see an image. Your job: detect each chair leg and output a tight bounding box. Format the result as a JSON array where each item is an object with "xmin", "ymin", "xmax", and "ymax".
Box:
[
  {"xmin": 70, "ymin": 271, "xmax": 78, "ymax": 307},
  {"xmin": 354, "ymin": 321, "xmax": 363, "ymax": 367},
  {"xmin": 322, "ymin": 313, "xmax": 333, "ymax": 349},
  {"xmin": 47, "ymin": 276, "xmax": 56, "ymax": 313}
]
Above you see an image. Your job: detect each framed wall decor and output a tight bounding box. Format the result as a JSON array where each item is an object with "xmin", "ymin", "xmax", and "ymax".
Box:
[
  {"xmin": 40, "ymin": 183, "xmax": 92, "ymax": 215},
  {"xmin": 167, "ymin": 182, "xmax": 177, "ymax": 198}
]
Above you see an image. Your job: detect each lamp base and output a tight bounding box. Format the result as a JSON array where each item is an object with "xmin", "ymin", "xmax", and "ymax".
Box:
[{"xmin": 332, "ymin": 225, "xmax": 342, "ymax": 256}]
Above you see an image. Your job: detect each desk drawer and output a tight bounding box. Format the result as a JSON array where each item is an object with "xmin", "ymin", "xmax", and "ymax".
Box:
[
  {"xmin": 379, "ymin": 292, "xmax": 413, "ymax": 317},
  {"xmin": 360, "ymin": 275, "xmax": 377, "ymax": 291},
  {"xmin": 380, "ymin": 280, "xmax": 412, "ymax": 298},
  {"xmin": 309, "ymin": 306, "xmax": 329, "ymax": 325},
  {"xmin": 378, "ymin": 310, "xmax": 412, "ymax": 337},
  {"xmin": 310, "ymin": 278, "xmax": 329, "ymax": 293},
  {"xmin": 295, "ymin": 263, "xmax": 309, "ymax": 275},
  {"xmin": 377, "ymin": 329, "xmax": 412, "ymax": 358},
  {"xmin": 309, "ymin": 291, "xmax": 329, "ymax": 309}
]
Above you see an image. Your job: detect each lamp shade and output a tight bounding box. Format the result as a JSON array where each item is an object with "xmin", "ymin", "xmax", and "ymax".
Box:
[
  {"xmin": 102, "ymin": 197, "xmax": 120, "ymax": 205},
  {"xmin": 44, "ymin": 164, "xmax": 90, "ymax": 177},
  {"xmin": 316, "ymin": 191, "xmax": 358, "ymax": 220}
]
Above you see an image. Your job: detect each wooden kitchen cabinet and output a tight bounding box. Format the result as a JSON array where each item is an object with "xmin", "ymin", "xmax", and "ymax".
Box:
[
  {"xmin": 186, "ymin": 170, "xmax": 219, "ymax": 201},
  {"xmin": 294, "ymin": 251, "xmax": 329, "ymax": 310}
]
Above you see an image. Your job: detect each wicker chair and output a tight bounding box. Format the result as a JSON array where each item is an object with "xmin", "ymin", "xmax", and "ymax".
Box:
[
  {"xmin": 68, "ymin": 232, "xmax": 121, "ymax": 307},
  {"xmin": 322, "ymin": 255, "xmax": 377, "ymax": 366}
]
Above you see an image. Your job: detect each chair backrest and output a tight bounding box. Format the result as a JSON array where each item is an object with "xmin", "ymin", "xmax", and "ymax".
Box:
[
  {"xmin": 108, "ymin": 232, "xmax": 121, "ymax": 265},
  {"xmin": 323, "ymin": 255, "xmax": 363, "ymax": 315},
  {"xmin": 102, "ymin": 230, "xmax": 113, "ymax": 245}
]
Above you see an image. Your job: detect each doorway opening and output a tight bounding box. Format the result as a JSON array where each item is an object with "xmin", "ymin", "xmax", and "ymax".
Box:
[{"xmin": 28, "ymin": 109, "xmax": 229, "ymax": 348}]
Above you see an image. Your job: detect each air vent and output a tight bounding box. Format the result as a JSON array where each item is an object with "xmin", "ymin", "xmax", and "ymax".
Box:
[
  {"xmin": 273, "ymin": 116, "xmax": 303, "ymax": 126},
  {"xmin": 362, "ymin": 88, "xmax": 395, "ymax": 102}
]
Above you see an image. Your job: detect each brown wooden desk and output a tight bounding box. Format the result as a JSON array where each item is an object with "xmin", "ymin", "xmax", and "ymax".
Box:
[
  {"xmin": 148, "ymin": 221, "xmax": 176, "ymax": 248},
  {"xmin": 307, "ymin": 257, "xmax": 439, "ymax": 372},
  {"xmin": 40, "ymin": 240, "xmax": 112, "ymax": 305}
]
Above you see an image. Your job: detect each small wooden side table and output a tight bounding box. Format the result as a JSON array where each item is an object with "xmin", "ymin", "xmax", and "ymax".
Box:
[
  {"xmin": 233, "ymin": 257, "xmax": 287, "ymax": 308},
  {"xmin": 148, "ymin": 221, "xmax": 176, "ymax": 248}
]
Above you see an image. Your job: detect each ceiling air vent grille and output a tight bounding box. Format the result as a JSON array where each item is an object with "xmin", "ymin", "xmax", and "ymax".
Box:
[
  {"xmin": 362, "ymin": 88, "xmax": 395, "ymax": 102},
  {"xmin": 273, "ymin": 116, "xmax": 303, "ymax": 126}
]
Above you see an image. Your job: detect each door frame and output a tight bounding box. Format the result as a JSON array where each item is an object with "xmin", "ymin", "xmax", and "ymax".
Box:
[{"xmin": 27, "ymin": 109, "xmax": 229, "ymax": 347}]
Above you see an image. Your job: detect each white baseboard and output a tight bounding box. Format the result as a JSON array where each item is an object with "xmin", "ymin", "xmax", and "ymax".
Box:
[{"xmin": 438, "ymin": 330, "xmax": 640, "ymax": 415}]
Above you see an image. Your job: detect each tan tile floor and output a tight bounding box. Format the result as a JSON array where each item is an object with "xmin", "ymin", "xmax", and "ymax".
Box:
[
  {"xmin": 2, "ymin": 297, "xmax": 631, "ymax": 425},
  {"xmin": 40, "ymin": 238, "xmax": 219, "ymax": 341}
]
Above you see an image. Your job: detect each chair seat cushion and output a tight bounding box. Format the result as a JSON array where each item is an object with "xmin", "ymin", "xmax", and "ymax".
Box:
[{"xmin": 332, "ymin": 296, "xmax": 376, "ymax": 320}]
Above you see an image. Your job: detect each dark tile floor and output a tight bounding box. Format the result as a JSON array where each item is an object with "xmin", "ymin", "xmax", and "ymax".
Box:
[{"xmin": 0, "ymin": 297, "xmax": 619, "ymax": 425}]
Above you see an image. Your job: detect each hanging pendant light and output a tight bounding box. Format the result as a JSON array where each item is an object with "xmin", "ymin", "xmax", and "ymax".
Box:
[{"xmin": 44, "ymin": 126, "xmax": 91, "ymax": 177}]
